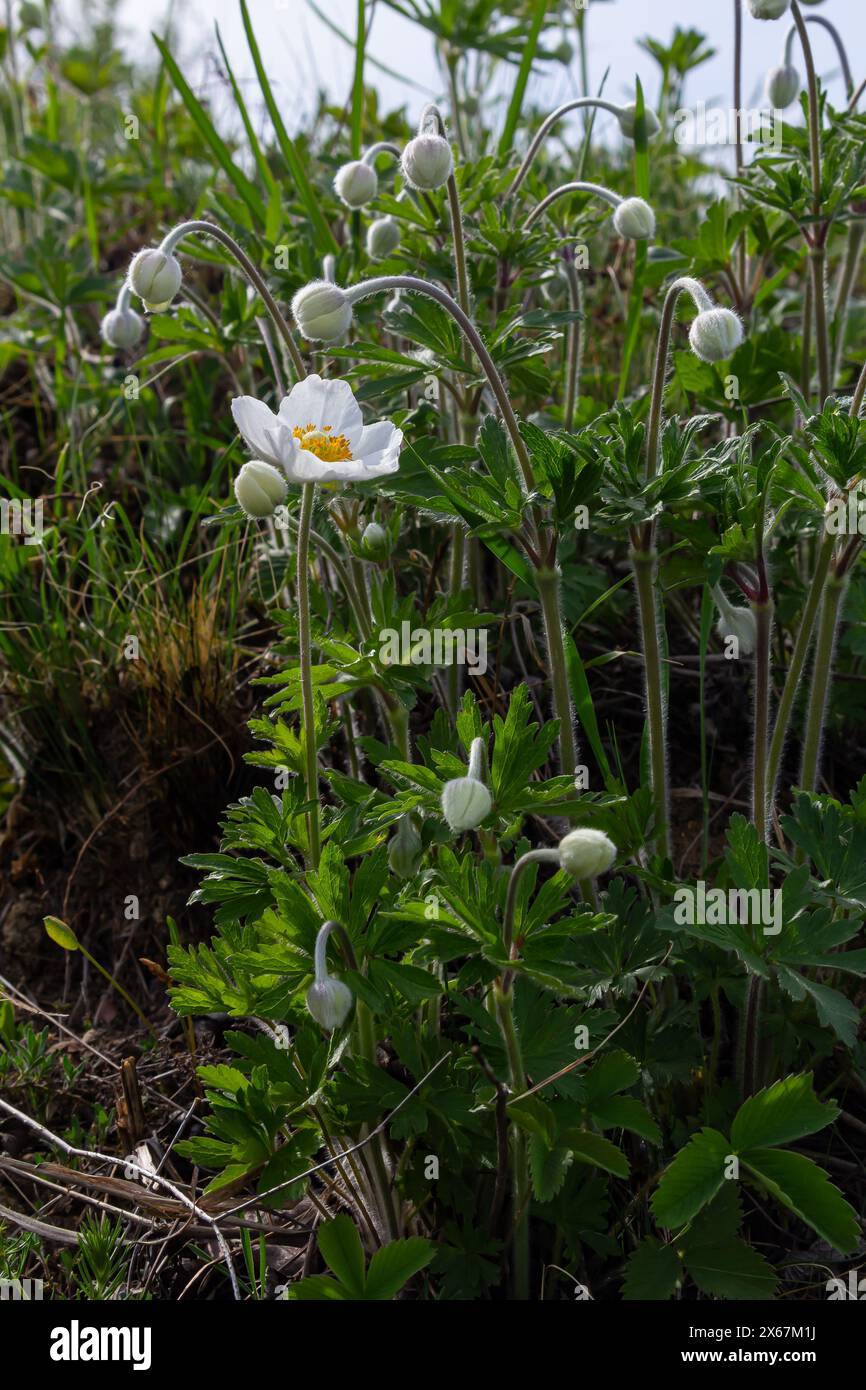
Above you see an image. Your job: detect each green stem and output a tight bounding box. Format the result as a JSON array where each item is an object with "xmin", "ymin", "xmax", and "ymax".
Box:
[
  {"xmin": 831, "ymin": 221, "xmax": 865, "ymax": 384},
  {"xmin": 535, "ymin": 568, "xmax": 578, "ymax": 779},
  {"xmin": 792, "ymin": 1, "xmax": 829, "ymax": 401},
  {"xmin": 159, "ymin": 219, "xmax": 305, "ymax": 380},
  {"xmin": 631, "ymin": 547, "xmax": 669, "ymax": 858},
  {"xmin": 738, "ymin": 974, "xmax": 765, "ymax": 1101},
  {"xmin": 752, "ymin": 601, "xmax": 773, "ymax": 841},
  {"xmin": 809, "ymin": 247, "xmax": 831, "ymax": 403},
  {"xmin": 799, "ymin": 572, "xmax": 846, "ymax": 793},
  {"xmin": 765, "ymin": 532, "xmax": 833, "ymax": 807},
  {"xmin": 297, "ymin": 483, "xmax": 321, "ymax": 867},
  {"xmin": 561, "ymin": 257, "xmax": 584, "ymax": 432},
  {"xmin": 494, "ymin": 982, "xmax": 530, "ymax": 1300},
  {"xmin": 355, "ymin": 999, "xmax": 400, "ymax": 1241}
]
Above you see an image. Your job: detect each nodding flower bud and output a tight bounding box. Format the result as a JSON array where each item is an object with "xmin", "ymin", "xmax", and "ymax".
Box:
[
  {"xmin": 748, "ymin": 0, "xmax": 791, "ymax": 18},
  {"xmin": 291, "ymin": 280, "xmax": 353, "ymax": 343},
  {"xmin": 100, "ymin": 306, "xmax": 144, "ymax": 349},
  {"xmin": 765, "ymin": 64, "xmax": 799, "ymax": 108},
  {"xmin": 612, "ymin": 196, "xmax": 656, "ymax": 241},
  {"xmin": 306, "ymin": 921, "xmax": 353, "ymax": 1030},
  {"xmin": 366, "ymin": 215, "xmax": 401, "ymax": 261},
  {"xmin": 440, "ymin": 737, "xmax": 491, "ymax": 832},
  {"xmin": 127, "ymin": 247, "xmax": 183, "ymax": 311},
  {"xmin": 401, "ymin": 133, "xmax": 453, "ymax": 191},
  {"xmin": 306, "ymin": 977, "xmax": 353, "ymax": 1029},
  {"xmin": 616, "ymin": 102, "xmax": 661, "ymax": 140},
  {"xmin": 360, "ymin": 521, "xmax": 391, "ymax": 560},
  {"xmin": 234, "ymin": 460, "xmax": 288, "ymax": 519},
  {"xmin": 688, "ymin": 307, "xmax": 744, "ymax": 362},
  {"xmin": 388, "ymin": 814, "xmax": 423, "ymax": 879},
  {"xmin": 334, "ymin": 159, "xmax": 378, "ymax": 209},
  {"xmin": 557, "ymin": 828, "xmax": 617, "ymax": 880},
  {"xmin": 712, "ymin": 586, "xmax": 758, "ymax": 656}
]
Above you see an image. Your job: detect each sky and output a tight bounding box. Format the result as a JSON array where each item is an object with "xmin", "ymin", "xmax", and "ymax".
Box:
[{"xmin": 110, "ymin": 0, "xmax": 864, "ymax": 154}]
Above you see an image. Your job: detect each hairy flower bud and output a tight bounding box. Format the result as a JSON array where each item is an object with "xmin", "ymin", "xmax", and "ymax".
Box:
[
  {"xmin": 401, "ymin": 133, "xmax": 453, "ymax": 190},
  {"xmin": 306, "ymin": 921, "xmax": 353, "ymax": 1030},
  {"xmin": 291, "ymin": 280, "xmax": 353, "ymax": 343},
  {"xmin": 712, "ymin": 587, "xmax": 758, "ymax": 656},
  {"xmin": 366, "ymin": 215, "xmax": 401, "ymax": 261},
  {"xmin": 234, "ymin": 460, "xmax": 288, "ymax": 519},
  {"xmin": 360, "ymin": 521, "xmax": 391, "ymax": 560},
  {"xmin": 334, "ymin": 159, "xmax": 378, "ymax": 209},
  {"xmin": 765, "ymin": 64, "xmax": 799, "ymax": 108},
  {"xmin": 688, "ymin": 307, "xmax": 744, "ymax": 362},
  {"xmin": 127, "ymin": 248, "xmax": 183, "ymax": 311},
  {"xmin": 388, "ymin": 815, "xmax": 422, "ymax": 879},
  {"xmin": 306, "ymin": 978, "xmax": 353, "ymax": 1030},
  {"xmin": 100, "ymin": 306, "xmax": 145, "ymax": 349},
  {"xmin": 612, "ymin": 196, "xmax": 656, "ymax": 241},
  {"xmin": 748, "ymin": 0, "xmax": 791, "ymax": 18},
  {"xmin": 616, "ymin": 102, "xmax": 661, "ymax": 140},
  {"xmin": 441, "ymin": 776, "xmax": 492, "ymax": 832},
  {"xmin": 558, "ymin": 828, "xmax": 617, "ymax": 880}
]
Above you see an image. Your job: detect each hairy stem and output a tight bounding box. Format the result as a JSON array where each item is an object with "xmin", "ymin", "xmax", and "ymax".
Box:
[
  {"xmin": 494, "ymin": 982, "xmax": 529, "ymax": 1300},
  {"xmin": 631, "ymin": 548, "xmax": 669, "ymax": 858},
  {"xmin": 752, "ymin": 601, "xmax": 773, "ymax": 841},
  {"xmin": 297, "ymin": 483, "xmax": 321, "ymax": 867},
  {"xmin": 799, "ymin": 571, "xmax": 846, "ymax": 793},
  {"xmin": 535, "ymin": 568, "xmax": 579, "ymax": 779}
]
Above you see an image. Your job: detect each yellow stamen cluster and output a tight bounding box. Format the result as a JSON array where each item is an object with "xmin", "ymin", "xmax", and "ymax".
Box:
[{"xmin": 293, "ymin": 422, "xmax": 353, "ymax": 462}]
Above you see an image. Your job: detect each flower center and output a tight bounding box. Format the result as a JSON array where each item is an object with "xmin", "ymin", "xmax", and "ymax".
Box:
[{"xmin": 293, "ymin": 422, "xmax": 353, "ymax": 463}]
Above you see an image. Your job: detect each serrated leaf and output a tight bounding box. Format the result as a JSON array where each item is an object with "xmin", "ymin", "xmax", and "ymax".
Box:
[
  {"xmin": 651, "ymin": 1128, "xmax": 730, "ymax": 1229},
  {"xmin": 365, "ymin": 1237, "xmax": 434, "ymax": 1300},
  {"xmin": 731, "ymin": 1073, "xmax": 838, "ymax": 1152},
  {"xmin": 622, "ymin": 1238, "xmax": 682, "ymax": 1301},
  {"xmin": 529, "ymin": 1134, "xmax": 572, "ymax": 1201},
  {"xmin": 316, "ymin": 1214, "xmax": 366, "ymax": 1296},
  {"xmin": 742, "ymin": 1148, "xmax": 859, "ymax": 1254},
  {"xmin": 685, "ymin": 1239, "xmax": 777, "ymax": 1300}
]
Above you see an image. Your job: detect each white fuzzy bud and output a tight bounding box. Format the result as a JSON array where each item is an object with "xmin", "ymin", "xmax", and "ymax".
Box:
[
  {"xmin": 713, "ymin": 587, "xmax": 758, "ymax": 655},
  {"xmin": 748, "ymin": 0, "xmax": 791, "ymax": 19},
  {"xmin": 688, "ymin": 307, "xmax": 744, "ymax": 362},
  {"xmin": 765, "ymin": 64, "xmax": 799, "ymax": 108},
  {"xmin": 100, "ymin": 306, "xmax": 145, "ymax": 349},
  {"xmin": 441, "ymin": 776, "xmax": 492, "ymax": 832},
  {"xmin": 334, "ymin": 159, "xmax": 378, "ymax": 209},
  {"xmin": 401, "ymin": 133, "xmax": 454, "ymax": 191},
  {"xmin": 366, "ymin": 216, "xmax": 401, "ymax": 261},
  {"xmin": 127, "ymin": 248, "xmax": 183, "ymax": 311},
  {"xmin": 612, "ymin": 196, "xmax": 656, "ymax": 241},
  {"xmin": 360, "ymin": 521, "xmax": 391, "ymax": 560},
  {"xmin": 306, "ymin": 978, "xmax": 353, "ymax": 1030},
  {"xmin": 291, "ymin": 280, "xmax": 354, "ymax": 343},
  {"xmin": 558, "ymin": 828, "xmax": 617, "ymax": 880},
  {"xmin": 616, "ymin": 103, "xmax": 661, "ymax": 140},
  {"xmin": 234, "ymin": 460, "xmax": 288, "ymax": 519}
]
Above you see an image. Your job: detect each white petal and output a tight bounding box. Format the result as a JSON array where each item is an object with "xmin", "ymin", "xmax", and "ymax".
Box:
[
  {"xmin": 283, "ymin": 446, "xmax": 330, "ymax": 484},
  {"xmin": 278, "ymin": 374, "xmax": 362, "ymax": 439},
  {"xmin": 357, "ymin": 421, "xmax": 403, "ymax": 468},
  {"xmin": 231, "ymin": 396, "xmax": 283, "ymax": 465}
]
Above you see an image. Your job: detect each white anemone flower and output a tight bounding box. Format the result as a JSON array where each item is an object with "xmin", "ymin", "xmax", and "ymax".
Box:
[{"xmin": 230, "ymin": 374, "xmax": 403, "ymax": 485}]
